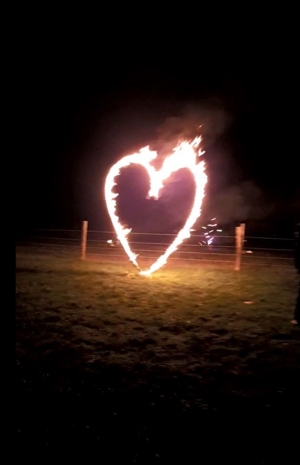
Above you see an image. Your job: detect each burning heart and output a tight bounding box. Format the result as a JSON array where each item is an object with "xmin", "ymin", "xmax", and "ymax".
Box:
[{"xmin": 104, "ymin": 136, "xmax": 207, "ymax": 276}]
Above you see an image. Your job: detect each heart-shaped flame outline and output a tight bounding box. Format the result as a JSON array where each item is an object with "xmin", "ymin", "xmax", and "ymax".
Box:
[{"xmin": 105, "ymin": 137, "xmax": 207, "ymax": 276}]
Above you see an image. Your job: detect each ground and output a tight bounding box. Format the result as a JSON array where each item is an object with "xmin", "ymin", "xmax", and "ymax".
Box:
[{"xmin": 15, "ymin": 250, "xmax": 300, "ymax": 463}]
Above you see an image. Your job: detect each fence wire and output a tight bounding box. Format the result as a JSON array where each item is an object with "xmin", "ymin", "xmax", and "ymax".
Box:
[{"xmin": 16, "ymin": 228, "xmax": 295, "ymax": 269}]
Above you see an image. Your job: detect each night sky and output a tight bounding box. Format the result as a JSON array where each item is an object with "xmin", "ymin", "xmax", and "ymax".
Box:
[{"xmin": 17, "ymin": 16, "xmax": 299, "ymax": 236}]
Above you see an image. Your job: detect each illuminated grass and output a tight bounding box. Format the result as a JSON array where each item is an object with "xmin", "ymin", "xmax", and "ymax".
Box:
[{"xmin": 16, "ymin": 251, "xmax": 300, "ymax": 462}]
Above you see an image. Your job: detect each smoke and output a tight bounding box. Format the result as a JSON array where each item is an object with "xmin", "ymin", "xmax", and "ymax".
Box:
[
  {"xmin": 151, "ymin": 104, "xmax": 280, "ymax": 232},
  {"xmin": 211, "ymin": 181, "xmax": 274, "ymax": 226},
  {"xmin": 153, "ymin": 101, "xmax": 232, "ymax": 156}
]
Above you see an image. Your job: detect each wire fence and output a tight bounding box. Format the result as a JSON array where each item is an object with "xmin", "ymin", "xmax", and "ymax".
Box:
[{"xmin": 16, "ymin": 227, "xmax": 296, "ymax": 270}]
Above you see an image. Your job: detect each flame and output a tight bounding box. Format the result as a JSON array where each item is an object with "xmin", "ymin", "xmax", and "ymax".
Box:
[{"xmin": 104, "ymin": 136, "xmax": 207, "ymax": 276}]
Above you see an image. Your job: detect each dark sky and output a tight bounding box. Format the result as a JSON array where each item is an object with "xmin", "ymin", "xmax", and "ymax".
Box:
[{"xmin": 17, "ymin": 17, "xmax": 299, "ymax": 235}]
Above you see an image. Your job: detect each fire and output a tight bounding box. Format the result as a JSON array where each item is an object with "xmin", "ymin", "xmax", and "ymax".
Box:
[{"xmin": 104, "ymin": 136, "xmax": 207, "ymax": 276}]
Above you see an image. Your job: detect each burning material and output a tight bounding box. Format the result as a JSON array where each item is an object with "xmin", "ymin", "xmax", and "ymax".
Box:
[{"xmin": 105, "ymin": 136, "xmax": 207, "ymax": 276}]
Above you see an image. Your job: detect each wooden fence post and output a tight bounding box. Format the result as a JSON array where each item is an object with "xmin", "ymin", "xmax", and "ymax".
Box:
[
  {"xmin": 81, "ymin": 220, "xmax": 88, "ymax": 260},
  {"xmin": 235, "ymin": 223, "xmax": 246, "ymax": 270},
  {"xmin": 240, "ymin": 222, "xmax": 245, "ymax": 251}
]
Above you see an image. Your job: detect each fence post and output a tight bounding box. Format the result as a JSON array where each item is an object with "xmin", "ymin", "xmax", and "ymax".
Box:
[
  {"xmin": 235, "ymin": 223, "xmax": 245, "ymax": 270},
  {"xmin": 240, "ymin": 222, "xmax": 245, "ymax": 251},
  {"xmin": 81, "ymin": 220, "xmax": 88, "ymax": 260}
]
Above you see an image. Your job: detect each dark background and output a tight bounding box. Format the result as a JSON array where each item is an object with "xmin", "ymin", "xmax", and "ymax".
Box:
[{"xmin": 17, "ymin": 10, "xmax": 299, "ymax": 236}]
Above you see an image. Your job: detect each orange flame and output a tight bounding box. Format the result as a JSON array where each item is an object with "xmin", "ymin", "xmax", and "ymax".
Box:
[{"xmin": 104, "ymin": 136, "xmax": 207, "ymax": 275}]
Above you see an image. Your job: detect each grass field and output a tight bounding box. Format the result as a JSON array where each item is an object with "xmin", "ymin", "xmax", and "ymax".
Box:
[{"xmin": 16, "ymin": 249, "xmax": 300, "ymax": 463}]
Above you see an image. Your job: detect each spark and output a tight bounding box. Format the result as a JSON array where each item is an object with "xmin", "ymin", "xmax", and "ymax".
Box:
[{"xmin": 198, "ymin": 218, "xmax": 222, "ymax": 246}]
